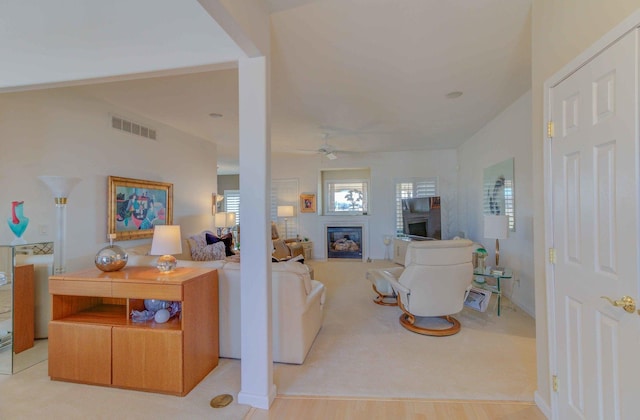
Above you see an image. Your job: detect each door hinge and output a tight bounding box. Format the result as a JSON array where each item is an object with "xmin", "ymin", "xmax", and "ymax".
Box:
[
  {"xmin": 552, "ymin": 375, "xmax": 559, "ymax": 392},
  {"xmin": 547, "ymin": 121, "xmax": 554, "ymax": 138},
  {"xmin": 549, "ymin": 248, "xmax": 556, "ymax": 264}
]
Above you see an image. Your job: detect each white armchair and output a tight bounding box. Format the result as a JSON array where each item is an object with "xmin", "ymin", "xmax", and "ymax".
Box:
[{"xmin": 371, "ymin": 239, "xmax": 474, "ymax": 336}]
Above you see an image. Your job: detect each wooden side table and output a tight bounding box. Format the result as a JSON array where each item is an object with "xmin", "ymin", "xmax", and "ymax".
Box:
[
  {"xmin": 48, "ymin": 266, "xmax": 218, "ymax": 396},
  {"xmin": 472, "ymin": 267, "xmax": 513, "ymax": 316},
  {"xmin": 301, "ymin": 241, "xmax": 313, "ymax": 260}
]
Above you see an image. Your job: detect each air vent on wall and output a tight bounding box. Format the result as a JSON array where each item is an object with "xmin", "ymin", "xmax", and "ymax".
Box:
[{"xmin": 111, "ymin": 114, "xmax": 157, "ymax": 140}]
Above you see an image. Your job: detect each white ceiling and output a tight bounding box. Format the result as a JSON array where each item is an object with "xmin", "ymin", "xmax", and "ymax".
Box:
[{"xmin": 0, "ymin": 0, "xmax": 532, "ymax": 174}]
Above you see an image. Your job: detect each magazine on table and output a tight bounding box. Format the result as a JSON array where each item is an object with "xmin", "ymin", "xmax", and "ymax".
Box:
[{"xmin": 464, "ymin": 287, "xmax": 492, "ymax": 312}]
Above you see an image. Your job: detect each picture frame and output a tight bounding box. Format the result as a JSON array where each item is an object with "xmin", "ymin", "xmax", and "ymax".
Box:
[
  {"xmin": 107, "ymin": 176, "xmax": 173, "ymax": 241},
  {"xmin": 483, "ymin": 158, "xmax": 515, "ymax": 232},
  {"xmin": 300, "ymin": 193, "xmax": 316, "ymax": 213}
]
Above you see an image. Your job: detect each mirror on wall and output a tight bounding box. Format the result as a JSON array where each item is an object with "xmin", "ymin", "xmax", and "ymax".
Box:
[
  {"xmin": 0, "ymin": 242, "xmax": 53, "ymax": 375},
  {"xmin": 483, "ymin": 158, "xmax": 515, "ymax": 232}
]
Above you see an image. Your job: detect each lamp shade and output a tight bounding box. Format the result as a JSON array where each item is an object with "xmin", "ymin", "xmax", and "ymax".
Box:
[
  {"xmin": 150, "ymin": 225, "xmax": 182, "ymax": 256},
  {"xmin": 215, "ymin": 212, "xmax": 236, "ymax": 228},
  {"xmin": 277, "ymin": 205, "xmax": 295, "ymax": 218},
  {"xmin": 38, "ymin": 176, "xmax": 81, "ymax": 199},
  {"xmin": 484, "ymin": 215, "xmax": 508, "ymax": 239}
]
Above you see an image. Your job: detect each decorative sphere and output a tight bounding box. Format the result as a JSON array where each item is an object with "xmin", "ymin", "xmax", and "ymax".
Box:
[
  {"xmin": 95, "ymin": 245, "xmax": 128, "ymax": 272},
  {"xmin": 154, "ymin": 308, "xmax": 171, "ymax": 323},
  {"xmin": 144, "ymin": 299, "xmax": 169, "ymax": 312}
]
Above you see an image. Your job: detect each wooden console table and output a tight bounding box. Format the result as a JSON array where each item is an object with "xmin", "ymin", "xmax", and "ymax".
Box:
[{"xmin": 48, "ymin": 266, "xmax": 218, "ymax": 396}]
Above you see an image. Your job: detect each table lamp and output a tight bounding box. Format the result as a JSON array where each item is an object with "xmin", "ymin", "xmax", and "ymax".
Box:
[
  {"xmin": 150, "ymin": 225, "xmax": 182, "ymax": 272},
  {"xmin": 483, "ymin": 215, "xmax": 508, "ymax": 268},
  {"xmin": 215, "ymin": 212, "xmax": 236, "ymax": 236},
  {"xmin": 277, "ymin": 205, "xmax": 295, "ymax": 239}
]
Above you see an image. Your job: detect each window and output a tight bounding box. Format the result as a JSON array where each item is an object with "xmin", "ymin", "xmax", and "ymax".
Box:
[
  {"xmin": 325, "ymin": 180, "xmax": 369, "ymax": 215},
  {"xmin": 224, "ymin": 189, "xmax": 240, "ymax": 226},
  {"xmin": 271, "ymin": 179, "xmax": 299, "ymax": 238},
  {"xmin": 395, "ymin": 178, "xmax": 438, "ymax": 233}
]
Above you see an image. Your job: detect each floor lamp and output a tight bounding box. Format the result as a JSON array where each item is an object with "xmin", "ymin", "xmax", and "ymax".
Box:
[
  {"xmin": 483, "ymin": 214, "xmax": 508, "ymax": 268},
  {"xmin": 277, "ymin": 205, "xmax": 294, "ymax": 239},
  {"xmin": 39, "ymin": 176, "xmax": 81, "ymax": 274}
]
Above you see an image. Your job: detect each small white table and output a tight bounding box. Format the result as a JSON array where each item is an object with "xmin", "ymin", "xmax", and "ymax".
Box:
[{"xmin": 472, "ymin": 267, "xmax": 513, "ymax": 316}]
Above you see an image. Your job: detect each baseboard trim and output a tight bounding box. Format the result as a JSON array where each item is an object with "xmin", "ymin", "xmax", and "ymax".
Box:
[
  {"xmin": 534, "ymin": 391, "xmax": 552, "ymax": 419},
  {"xmin": 277, "ymin": 394, "xmax": 538, "ymax": 405}
]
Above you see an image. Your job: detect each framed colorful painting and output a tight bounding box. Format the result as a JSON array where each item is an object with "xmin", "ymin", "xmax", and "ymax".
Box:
[
  {"xmin": 300, "ymin": 193, "xmax": 316, "ymax": 213},
  {"xmin": 107, "ymin": 176, "xmax": 173, "ymax": 240}
]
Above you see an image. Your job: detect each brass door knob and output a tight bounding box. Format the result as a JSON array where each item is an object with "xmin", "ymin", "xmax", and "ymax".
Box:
[{"xmin": 601, "ymin": 295, "xmax": 636, "ymax": 313}]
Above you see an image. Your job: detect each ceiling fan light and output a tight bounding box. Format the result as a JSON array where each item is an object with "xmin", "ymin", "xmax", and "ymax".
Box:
[{"xmin": 326, "ymin": 152, "xmax": 338, "ymax": 160}]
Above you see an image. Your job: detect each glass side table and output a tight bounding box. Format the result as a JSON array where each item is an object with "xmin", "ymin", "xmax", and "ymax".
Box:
[{"xmin": 472, "ymin": 267, "xmax": 513, "ymax": 316}]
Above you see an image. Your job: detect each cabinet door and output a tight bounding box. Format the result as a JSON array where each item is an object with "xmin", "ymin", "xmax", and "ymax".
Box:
[
  {"xmin": 112, "ymin": 328, "xmax": 183, "ymax": 394},
  {"xmin": 13, "ymin": 264, "xmax": 34, "ymax": 354},
  {"xmin": 48, "ymin": 322, "xmax": 112, "ymax": 385}
]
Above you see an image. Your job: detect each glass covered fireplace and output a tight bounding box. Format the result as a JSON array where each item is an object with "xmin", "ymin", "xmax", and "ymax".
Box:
[{"xmin": 327, "ymin": 226, "xmax": 363, "ymax": 259}]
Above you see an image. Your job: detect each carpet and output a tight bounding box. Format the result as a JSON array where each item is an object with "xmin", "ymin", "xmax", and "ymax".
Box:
[{"xmin": 273, "ymin": 260, "xmax": 537, "ymax": 401}]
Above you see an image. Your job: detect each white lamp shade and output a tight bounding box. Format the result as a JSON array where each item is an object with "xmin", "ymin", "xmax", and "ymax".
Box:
[
  {"xmin": 215, "ymin": 212, "xmax": 236, "ymax": 228},
  {"xmin": 277, "ymin": 205, "xmax": 295, "ymax": 218},
  {"xmin": 484, "ymin": 215, "xmax": 508, "ymax": 239},
  {"xmin": 150, "ymin": 225, "xmax": 182, "ymax": 256},
  {"xmin": 38, "ymin": 176, "xmax": 81, "ymax": 198}
]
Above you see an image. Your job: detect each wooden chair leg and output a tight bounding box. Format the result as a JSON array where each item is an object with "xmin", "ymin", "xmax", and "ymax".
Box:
[{"xmin": 371, "ymin": 284, "xmax": 398, "ymax": 306}]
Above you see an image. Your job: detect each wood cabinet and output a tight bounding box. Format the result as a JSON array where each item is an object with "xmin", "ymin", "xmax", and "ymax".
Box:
[
  {"xmin": 48, "ymin": 266, "xmax": 218, "ymax": 396},
  {"xmin": 393, "ymin": 238, "xmax": 410, "ymax": 265}
]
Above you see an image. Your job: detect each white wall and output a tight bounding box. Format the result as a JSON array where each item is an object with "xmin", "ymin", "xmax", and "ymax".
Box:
[
  {"xmin": 272, "ymin": 149, "xmax": 459, "ymax": 260},
  {"xmin": 457, "ymin": 91, "xmax": 534, "ymax": 316},
  {"xmin": 0, "ymin": 87, "xmax": 217, "ymax": 271}
]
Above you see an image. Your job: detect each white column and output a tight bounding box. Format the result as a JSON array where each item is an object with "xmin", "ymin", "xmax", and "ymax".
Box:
[{"xmin": 237, "ymin": 56, "xmax": 275, "ymax": 409}]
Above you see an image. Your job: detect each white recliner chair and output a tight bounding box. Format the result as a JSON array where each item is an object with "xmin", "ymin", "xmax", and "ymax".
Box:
[{"xmin": 369, "ymin": 239, "xmax": 474, "ymax": 336}]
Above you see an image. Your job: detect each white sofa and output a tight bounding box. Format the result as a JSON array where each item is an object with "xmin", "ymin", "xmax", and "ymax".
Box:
[{"xmin": 126, "ymin": 251, "xmax": 325, "ymax": 364}]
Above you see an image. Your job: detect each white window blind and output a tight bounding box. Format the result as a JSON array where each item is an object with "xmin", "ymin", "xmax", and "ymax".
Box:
[
  {"xmin": 271, "ymin": 179, "xmax": 299, "ymax": 238},
  {"xmin": 325, "ymin": 180, "xmax": 369, "ymax": 214},
  {"xmin": 395, "ymin": 178, "xmax": 438, "ymax": 233},
  {"xmin": 224, "ymin": 189, "xmax": 240, "ymax": 226}
]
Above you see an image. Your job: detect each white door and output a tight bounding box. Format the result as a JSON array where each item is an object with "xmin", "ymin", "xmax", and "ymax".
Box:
[{"xmin": 550, "ymin": 29, "xmax": 640, "ymax": 420}]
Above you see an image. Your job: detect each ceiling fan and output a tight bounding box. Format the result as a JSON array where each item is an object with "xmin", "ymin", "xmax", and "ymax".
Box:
[{"xmin": 296, "ymin": 133, "xmax": 350, "ymax": 160}]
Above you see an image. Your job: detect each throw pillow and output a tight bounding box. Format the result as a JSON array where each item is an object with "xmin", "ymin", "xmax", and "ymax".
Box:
[
  {"xmin": 220, "ymin": 233, "xmax": 235, "ymax": 256},
  {"xmin": 205, "ymin": 232, "xmax": 221, "ymax": 245}
]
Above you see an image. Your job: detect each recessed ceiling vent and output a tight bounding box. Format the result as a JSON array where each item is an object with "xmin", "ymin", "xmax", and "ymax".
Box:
[{"xmin": 111, "ymin": 114, "xmax": 157, "ymax": 140}]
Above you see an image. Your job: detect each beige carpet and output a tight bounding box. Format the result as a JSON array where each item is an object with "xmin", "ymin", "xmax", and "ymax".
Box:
[
  {"xmin": 0, "ymin": 260, "xmax": 536, "ymax": 417},
  {"xmin": 273, "ymin": 259, "xmax": 537, "ymax": 401},
  {"xmin": 0, "ymin": 357, "xmax": 250, "ymax": 419}
]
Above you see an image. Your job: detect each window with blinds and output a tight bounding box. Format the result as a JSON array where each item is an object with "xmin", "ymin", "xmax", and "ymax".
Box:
[
  {"xmin": 325, "ymin": 180, "xmax": 369, "ymax": 215},
  {"xmin": 224, "ymin": 190, "xmax": 240, "ymax": 226},
  {"xmin": 395, "ymin": 178, "xmax": 438, "ymax": 233},
  {"xmin": 271, "ymin": 179, "xmax": 299, "ymax": 238}
]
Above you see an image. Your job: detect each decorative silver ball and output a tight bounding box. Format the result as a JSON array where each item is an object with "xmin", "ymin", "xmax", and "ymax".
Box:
[{"xmin": 95, "ymin": 245, "xmax": 128, "ymax": 272}]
